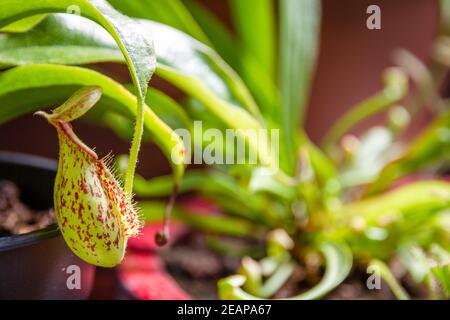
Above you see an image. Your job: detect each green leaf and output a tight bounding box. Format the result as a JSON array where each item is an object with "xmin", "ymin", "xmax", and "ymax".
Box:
[
  {"xmin": 0, "ymin": 14, "xmax": 261, "ymax": 121},
  {"xmin": 429, "ymin": 244, "xmax": 450, "ymax": 298},
  {"xmin": 124, "ymin": 84, "xmax": 192, "ymax": 131},
  {"xmin": 134, "ymin": 169, "xmax": 243, "ymax": 198},
  {"xmin": 339, "ymin": 127, "xmax": 395, "ymax": 187},
  {"xmin": 431, "ymin": 265, "xmax": 450, "ymax": 298},
  {"xmin": 157, "ymin": 66, "xmax": 275, "ymax": 168},
  {"xmin": 249, "ymin": 167, "xmax": 296, "ymax": 201},
  {"xmin": 140, "ymin": 201, "xmax": 264, "ymax": 238},
  {"xmin": 0, "ymin": 0, "xmax": 158, "ymax": 194},
  {"xmin": 0, "ymin": 14, "xmax": 46, "ymax": 32},
  {"xmin": 369, "ymin": 109, "xmax": 450, "ymax": 193},
  {"xmin": 0, "ymin": 13, "xmax": 278, "ymax": 170},
  {"xmin": 0, "ymin": 64, "xmax": 185, "ymax": 180},
  {"xmin": 132, "ymin": 169, "xmax": 271, "ymax": 223},
  {"xmin": 145, "ymin": 89, "xmax": 192, "ymax": 131},
  {"xmin": 368, "ymin": 259, "xmax": 410, "ymax": 300},
  {"xmin": 279, "ymin": 0, "xmax": 321, "ymax": 172},
  {"xmin": 322, "ymin": 68, "xmax": 408, "ymax": 150},
  {"xmin": 86, "ymin": 87, "xmax": 192, "ymax": 142},
  {"xmin": 398, "ymin": 244, "xmax": 430, "ymax": 283},
  {"xmin": 328, "ymin": 181, "xmax": 450, "ymax": 260},
  {"xmin": 257, "ymin": 262, "xmax": 294, "ymax": 298},
  {"xmin": 289, "ymin": 241, "xmax": 352, "ymax": 299},
  {"xmin": 238, "ymin": 52, "xmax": 281, "ymax": 120},
  {"xmin": 107, "ymin": 0, "xmax": 210, "ymax": 45},
  {"xmin": 333, "ymin": 181, "xmax": 450, "ymax": 224},
  {"xmin": 0, "ymin": 14, "xmax": 123, "ymax": 66},
  {"xmin": 230, "ymin": 0, "xmax": 275, "ymax": 78},
  {"xmin": 398, "ymin": 244, "xmax": 443, "ymax": 299},
  {"xmin": 185, "ymin": 0, "xmax": 239, "ymax": 69},
  {"xmin": 134, "ymin": 20, "xmax": 263, "ymax": 121},
  {"xmin": 0, "ymin": 0, "xmax": 154, "ymax": 99},
  {"xmin": 188, "ymin": 0, "xmax": 282, "ymax": 121},
  {"xmin": 301, "ymin": 135, "xmax": 338, "ymax": 184},
  {"xmin": 218, "ymin": 241, "xmax": 352, "ymax": 300},
  {"xmin": 184, "ymin": 2, "xmax": 280, "ymax": 119}
]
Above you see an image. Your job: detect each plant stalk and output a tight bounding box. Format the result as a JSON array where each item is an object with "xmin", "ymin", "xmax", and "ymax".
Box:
[{"xmin": 124, "ymin": 97, "xmax": 145, "ymax": 196}]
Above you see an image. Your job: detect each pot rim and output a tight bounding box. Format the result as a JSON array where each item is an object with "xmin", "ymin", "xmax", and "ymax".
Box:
[{"xmin": 0, "ymin": 151, "xmax": 60, "ymax": 252}]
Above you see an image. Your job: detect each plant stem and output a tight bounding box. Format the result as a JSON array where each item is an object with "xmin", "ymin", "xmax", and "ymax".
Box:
[
  {"xmin": 124, "ymin": 97, "xmax": 144, "ymax": 196},
  {"xmin": 369, "ymin": 259, "xmax": 410, "ymax": 300}
]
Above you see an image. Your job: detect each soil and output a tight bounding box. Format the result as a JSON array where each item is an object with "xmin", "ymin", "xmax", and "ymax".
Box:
[
  {"xmin": 0, "ymin": 180, "xmax": 56, "ymax": 236},
  {"xmin": 162, "ymin": 232, "xmax": 429, "ymax": 300},
  {"xmin": 161, "ymin": 233, "xmax": 242, "ymax": 299}
]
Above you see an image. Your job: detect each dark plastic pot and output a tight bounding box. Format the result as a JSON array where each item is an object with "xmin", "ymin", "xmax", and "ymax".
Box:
[{"xmin": 0, "ymin": 151, "xmax": 95, "ymax": 300}]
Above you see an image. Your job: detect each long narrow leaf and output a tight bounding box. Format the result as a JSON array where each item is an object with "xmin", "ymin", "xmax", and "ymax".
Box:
[
  {"xmin": 230, "ymin": 0, "xmax": 275, "ymax": 78},
  {"xmin": 140, "ymin": 201, "xmax": 264, "ymax": 238},
  {"xmin": 332, "ymin": 181, "xmax": 450, "ymax": 224},
  {"xmin": 369, "ymin": 259, "xmax": 410, "ymax": 300},
  {"xmin": 0, "ymin": 14, "xmax": 261, "ymax": 119},
  {"xmin": 0, "ymin": 14, "xmax": 46, "ymax": 32},
  {"xmin": 185, "ymin": 1, "xmax": 279, "ymax": 118},
  {"xmin": 0, "ymin": 64, "xmax": 185, "ymax": 179},
  {"xmin": 279, "ymin": 0, "xmax": 321, "ymax": 172},
  {"xmin": 185, "ymin": 0, "xmax": 239, "ymax": 69},
  {"xmin": 0, "ymin": 14, "xmax": 277, "ymax": 168},
  {"xmin": 322, "ymin": 68, "xmax": 408, "ymax": 151},
  {"xmin": 218, "ymin": 241, "xmax": 352, "ymax": 300},
  {"xmin": 0, "ymin": 0, "xmax": 159, "ymax": 192},
  {"xmin": 0, "ymin": 0, "xmax": 154, "ymax": 107},
  {"xmin": 108, "ymin": 0, "xmax": 211, "ymax": 45}
]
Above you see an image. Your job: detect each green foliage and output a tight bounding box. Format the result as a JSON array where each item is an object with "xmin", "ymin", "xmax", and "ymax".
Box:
[
  {"xmin": 108, "ymin": 0, "xmax": 210, "ymax": 44},
  {"xmin": 279, "ymin": 0, "xmax": 321, "ymax": 173},
  {"xmin": 230, "ymin": 0, "xmax": 275, "ymax": 78},
  {"xmin": 218, "ymin": 241, "xmax": 352, "ymax": 300},
  {"xmin": 0, "ymin": 0, "xmax": 162, "ymax": 196},
  {"xmin": 0, "ymin": 0, "xmax": 155, "ymax": 98},
  {"xmin": 0, "ymin": 0, "xmax": 448, "ymax": 299},
  {"xmin": 0, "ymin": 64, "xmax": 185, "ymax": 179},
  {"xmin": 322, "ymin": 68, "xmax": 408, "ymax": 150},
  {"xmin": 369, "ymin": 109, "xmax": 450, "ymax": 193}
]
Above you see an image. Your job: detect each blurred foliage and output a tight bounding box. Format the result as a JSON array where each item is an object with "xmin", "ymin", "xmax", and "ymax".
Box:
[{"xmin": 0, "ymin": 0, "xmax": 449, "ymax": 299}]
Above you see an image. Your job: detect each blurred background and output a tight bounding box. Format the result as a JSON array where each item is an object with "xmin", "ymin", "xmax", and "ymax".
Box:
[{"xmin": 0, "ymin": 0, "xmax": 440, "ymax": 179}]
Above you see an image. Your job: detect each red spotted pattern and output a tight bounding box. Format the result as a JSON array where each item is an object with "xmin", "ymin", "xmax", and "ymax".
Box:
[{"xmin": 53, "ymin": 120, "xmax": 142, "ymax": 267}]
